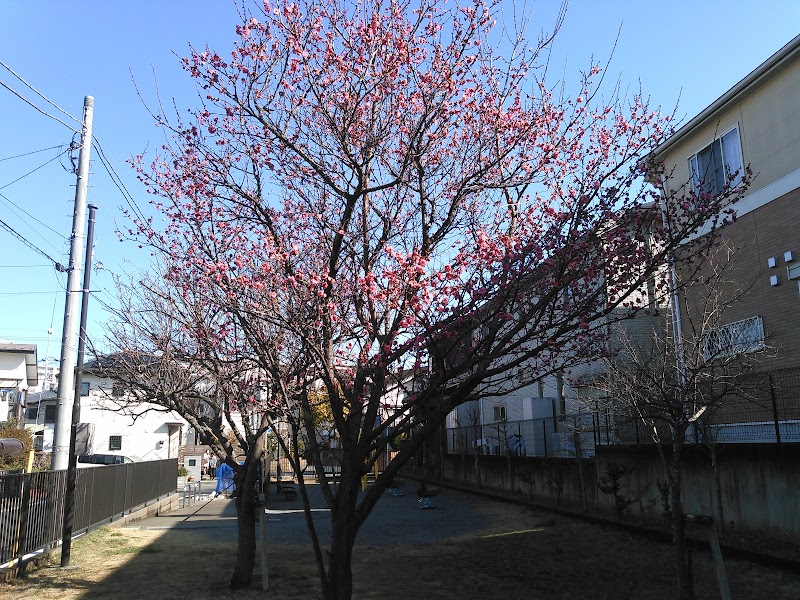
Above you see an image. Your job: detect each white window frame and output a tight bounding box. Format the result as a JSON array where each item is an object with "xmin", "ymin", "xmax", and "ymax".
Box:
[
  {"xmin": 702, "ymin": 315, "xmax": 764, "ymax": 361},
  {"xmin": 689, "ymin": 125, "xmax": 744, "ymax": 197},
  {"xmin": 493, "ymin": 404, "xmax": 507, "ymax": 422}
]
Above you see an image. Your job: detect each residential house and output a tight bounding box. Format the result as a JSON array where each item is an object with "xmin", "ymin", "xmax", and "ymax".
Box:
[
  {"xmin": 647, "ymin": 34, "xmax": 800, "ymax": 443},
  {"xmin": 25, "ymin": 360, "xmax": 189, "ymax": 461},
  {"xmin": 0, "ymin": 342, "xmax": 37, "ymax": 422},
  {"xmin": 33, "ymin": 357, "xmax": 59, "ymax": 393}
]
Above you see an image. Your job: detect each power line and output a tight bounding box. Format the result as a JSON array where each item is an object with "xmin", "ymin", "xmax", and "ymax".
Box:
[
  {"xmin": 0, "ymin": 59, "xmax": 82, "ymax": 125},
  {"xmin": 0, "ymin": 191, "xmax": 67, "ymax": 239},
  {"xmin": 92, "ymin": 137, "xmax": 147, "ymax": 223},
  {"xmin": 0, "ymin": 192, "xmax": 67, "ymax": 253},
  {"xmin": 0, "ymin": 144, "xmax": 65, "ymax": 162},
  {"xmin": 0, "ymin": 79, "xmax": 81, "ymax": 134},
  {"xmin": 0, "ymin": 290, "xmax": 63, "ymax": 296},
  {"xmin": 0, "ymin": 216, "xmax": 67, "ymax": 271},
  {"xmin": 0, "ymin": 147, "xmax": 69, "ymax": 190},
  {"xmin": 0, "ymin": 264, "xmax": 51, "ymax": 268}
]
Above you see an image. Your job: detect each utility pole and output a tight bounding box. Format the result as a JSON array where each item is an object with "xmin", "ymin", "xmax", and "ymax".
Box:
[
  {"xmin": 52, "ymin": 96, "xmax": 94, "ymax": 471},
  {"xmin": 61, "ymin": 203, "xmax": 97, "ymax": 566}
]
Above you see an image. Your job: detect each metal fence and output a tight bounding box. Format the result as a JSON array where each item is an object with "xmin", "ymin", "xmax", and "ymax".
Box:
[
  {"xmin": 271, "ymin": 447, "xmax": 394, "ymax": 481},
  {"xmin": 607, "ymin": 367, "xmax": 800, "ymax": 446},
  {"xmin": 446, "ymin": 377, "xmax": 800, "ymax": 458},
  {"xmin": 0, "ymin": 459, "xmax": 177, "ymax": 570},
  {"xmin": 446, "ymin": 417, "xmax": 597, "ymax": 459}
]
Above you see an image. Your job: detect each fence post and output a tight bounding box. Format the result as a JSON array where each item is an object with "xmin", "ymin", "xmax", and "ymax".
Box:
[
  {"xmin": 542, "ymin": 420, "xmax": 548, "ymax": 458},
  {"xmin": 769, "ymin": 374, "xmax": 782, "ymax": 444},
  {"xmin": 16, "ymin": 473, "xmax": 32, "ymax": 574}
]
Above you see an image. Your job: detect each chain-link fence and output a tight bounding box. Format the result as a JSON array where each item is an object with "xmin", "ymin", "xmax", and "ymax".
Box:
[
  {"xmin": 446, "ymin": 368, "xmax": 800, "ymax": 456},
  {"xmin": 608, "ymin": 367, "xmax": 800, "ymax": 445},
  {"xmin": 446, "ymin": 417, "xmax": 597, "ymax": 458}
]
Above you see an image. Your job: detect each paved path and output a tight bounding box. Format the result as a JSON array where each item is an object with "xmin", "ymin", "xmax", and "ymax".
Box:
[{"xmin": 124, "ymin": 480, "xmax": 488, "ymax": 547}]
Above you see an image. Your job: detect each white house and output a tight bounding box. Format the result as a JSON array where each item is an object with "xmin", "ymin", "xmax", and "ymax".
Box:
[
  {"xmin": 0, "ymin": 342, "xmax": 37, "ymax": 422},
  {"xmin": 25, "ymin": 363, "xmax": 188, "ymax": 462}
]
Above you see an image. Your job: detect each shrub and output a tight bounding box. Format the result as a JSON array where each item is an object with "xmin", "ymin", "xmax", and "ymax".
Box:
[{"xmin": 0, "ymin": 420, "xmax": 34, "ymax": 471}]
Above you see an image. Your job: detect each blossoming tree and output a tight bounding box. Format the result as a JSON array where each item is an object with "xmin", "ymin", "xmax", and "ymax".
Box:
[{"xmin": 120, "ymin": 1, "xmax": 745, "ymax": 597}]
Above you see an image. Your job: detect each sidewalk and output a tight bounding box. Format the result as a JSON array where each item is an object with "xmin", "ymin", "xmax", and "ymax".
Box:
[{"xmin": 124, "ymin": 479, "xmax": 482, "ymax": 547}]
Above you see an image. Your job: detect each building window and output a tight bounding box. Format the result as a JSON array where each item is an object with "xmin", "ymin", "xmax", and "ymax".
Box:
[
  {"xmin": 702, "ymin": 315, "xmax": 765, "ymax": 360},
  {"xmin": 111, "ymin": 382, "xmax": 127, "ymax": 397},
  {"xmin": 493, "ymin": 405, "xmax": 507, "ymax": 421},
  {"xmin": 109, "ymin": 435, "xmax": 122, "ymax": 451},
  {"xmin": 44, "ymin": 405, "xmax": 56, "ymax": 423},
  {"xmin": 81, "ymin": 382, "xmax": 90, "ymax": 396},
  {"xmin": 689, "ymin": 126, "xmax": 743, "ymax": 197}
]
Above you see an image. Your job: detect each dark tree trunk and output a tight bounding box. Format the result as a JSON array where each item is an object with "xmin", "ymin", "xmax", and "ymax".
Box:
[
  {"xmin": 230, "ymin": 459, "xmax": 260, "ymax": 589},
  {"xmin": 670, "ymin": 433, "xmax": 695, "ymax": 600},
  {"xmin": 323, "ymin": 473, "xmax": 361, "ymax": 600},
  {"xmin": 574, "ymin": 430, "xmax": 587, "ymax": 511}
]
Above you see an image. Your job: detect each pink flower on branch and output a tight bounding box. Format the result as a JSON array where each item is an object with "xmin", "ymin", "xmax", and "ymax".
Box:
[{"xmin": 119, "ymin": 2, "xmax": 751, "ymax": 595}]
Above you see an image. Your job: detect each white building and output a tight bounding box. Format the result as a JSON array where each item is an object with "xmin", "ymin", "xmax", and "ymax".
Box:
[
  {"xmin": 25, "ymin": 365, "xmax": 188, "ymax": 462},
  {"xmin": 0, "ymin": 342, "xmax": 37, "ymax": 422}
]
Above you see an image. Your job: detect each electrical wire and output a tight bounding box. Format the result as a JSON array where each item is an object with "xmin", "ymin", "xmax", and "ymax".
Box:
[
  {"xmin": 0, "ymin": 59, "xmax": 82, "ymax": 125},
  {"xmin": 0, "ymin": 147, "xmax": 70, "ymax": 190},
  {"xmin": 0, "ymin": 215, "xmax": 66, "ymax": 271},
  {"xmin": 0, "ymin": 144, "xmax": 65, "ymax": 162},
  {"xmin": 0, "ymin": 79, "xmax": 81, "ymax": 135},
  {"xmin": 0, "ymin": 290, "xmax": 63, "ymax": 296},
  {"xmin": 92, "ymin": 137, "xmax": 148, "ymax": 223},
  {"xmin": 0, "ymin": 264, "xmax": 51, "ymax": 268},
  {"xmin": 0, "ymin": 192, "xmax": 67, "ymax": 240}
]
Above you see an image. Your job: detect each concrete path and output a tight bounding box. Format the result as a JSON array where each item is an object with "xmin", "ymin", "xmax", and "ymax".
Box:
[{"xmin": 123, "ymin": 480, "xmax": 488, "ymax": 547}]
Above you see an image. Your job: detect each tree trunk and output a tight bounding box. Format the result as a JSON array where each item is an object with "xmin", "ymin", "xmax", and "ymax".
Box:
[
  {"xmin": 574, "ymin": 431, "xmax": 587, "ymax": 511},
  {"xmin": 670, "ymin": 435, "xmax": 695, "ymax": 600},
  {"xmin": 473, "ymin": 447, "xmax": 481, "ymax": 489},
  {"xmin": 709, "ymin": 443, "xmax": 726, "ymax": 536},
  {"xmin": 230, "ymin": 459, "xmax": 259, "ymax": 589},
  {"xmin": 323, "ymin": 476, "xmax": 361, "ymax": 600}
]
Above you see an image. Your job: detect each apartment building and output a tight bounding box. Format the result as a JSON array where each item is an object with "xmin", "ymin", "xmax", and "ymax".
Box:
[{"xmin": 648, "ymin": 35, "xmax": 800, "ymax": 442}]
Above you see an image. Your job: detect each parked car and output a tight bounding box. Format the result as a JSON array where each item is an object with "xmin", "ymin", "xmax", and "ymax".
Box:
[{"xmin": 77, "ymin": 454, "xmax": 136, "ymax": 466}]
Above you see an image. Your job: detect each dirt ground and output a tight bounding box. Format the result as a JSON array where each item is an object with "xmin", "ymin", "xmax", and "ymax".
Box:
[{"xmin": 4, "ymin": 486, "xmax": 800, "ymax": 600}]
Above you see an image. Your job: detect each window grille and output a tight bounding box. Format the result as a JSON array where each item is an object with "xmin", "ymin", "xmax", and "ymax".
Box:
[
  {"xmin": 109, "ymin": 435, "xmax": 122, "ymax": 451},
  {"xmin": 702, "ymin": 315, "xmax": 764, "ymax": 360}
]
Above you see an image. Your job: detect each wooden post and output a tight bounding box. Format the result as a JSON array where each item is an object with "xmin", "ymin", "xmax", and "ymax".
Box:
[
  {"xmin": 684, "ymin": 514, "xmax": 731, "ymax": 600},
  {"xmin": 258, "ymin": 492, "xmax": 269, "ymax": 590}
]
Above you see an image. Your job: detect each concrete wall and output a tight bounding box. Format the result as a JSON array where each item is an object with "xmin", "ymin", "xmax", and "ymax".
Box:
[
  {"xmin": 442, "ymin": 443, "xmax": 800, "ymax": 544},
  {"xmin": 594, "ymin": 444, "xmax": 800, "ymax": 544},
  {"xmin": 443, "ymin": 453, "xmax": 597, "ymax": 511}
]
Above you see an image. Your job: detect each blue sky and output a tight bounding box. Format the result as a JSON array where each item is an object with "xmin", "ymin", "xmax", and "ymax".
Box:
[{"xmin": 0, "ymin": 0, "xmax": 798, "ymax": 362}]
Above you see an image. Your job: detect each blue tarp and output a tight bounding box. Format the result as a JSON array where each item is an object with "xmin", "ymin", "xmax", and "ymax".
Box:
[{"xmin": 215, "ymin": 463, "xmax": 235, "ymax": 495}]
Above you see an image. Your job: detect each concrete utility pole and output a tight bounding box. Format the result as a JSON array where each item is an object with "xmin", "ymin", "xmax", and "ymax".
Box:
[
  {"xmin": 61, "ymin": 203, "xmax": 97, "ymax": 566},
  {"xmin": 52, "ymin": 96, "xmax": 94, "ymax": 471}
]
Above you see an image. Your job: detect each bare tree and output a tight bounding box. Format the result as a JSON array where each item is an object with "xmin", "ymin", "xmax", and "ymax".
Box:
[
  {"xmin": 593, "ymin": 242, "xmax": 766, "ymax": 600},
  {"xmin": 94, "ymin": 272, "xmax": 285, "ymax": 588}
]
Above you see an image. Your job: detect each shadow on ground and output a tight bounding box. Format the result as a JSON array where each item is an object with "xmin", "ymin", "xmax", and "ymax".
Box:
[{"xmin": 5, "ymin": 483, "xmax": 800, "ymax": 599}]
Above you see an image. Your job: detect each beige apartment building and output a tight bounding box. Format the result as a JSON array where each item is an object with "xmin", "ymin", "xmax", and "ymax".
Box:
[{"xmin": 648, "ymin": 35, "xmax": 800, "ymax": 442}]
